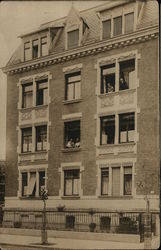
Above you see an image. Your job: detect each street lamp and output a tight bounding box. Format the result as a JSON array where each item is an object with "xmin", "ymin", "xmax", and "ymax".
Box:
[{"xmin": 40, "ymin": 187, "xmax": 48, "ymax": 245}]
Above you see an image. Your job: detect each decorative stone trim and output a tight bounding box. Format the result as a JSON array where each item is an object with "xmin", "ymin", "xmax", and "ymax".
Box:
[
  {"xmin": 62, "ymin": 112, "xmax": 82, "ymax": 120},
  {"xmin": 63, "ymin": 63, "xmax": 83, "ymax": 73},
  {"xmin": 3, "ymin": 27, "xmax": 158, "ymax": 75}
]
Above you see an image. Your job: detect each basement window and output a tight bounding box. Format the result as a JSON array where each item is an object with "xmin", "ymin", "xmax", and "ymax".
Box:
[
  {"xmin": 119, "ymin": 113, "xmax": 135, "ymax": 143},
  {"xmin": 36, "ymin": 125, "xmax": 47, "ymax": 151},
  {"xmin": 64, "ymin": 169, "xmax": 80, "ymax": 196},
  {"xmin": 66, "ymin": 215, "xmax": 75, "ymax": 229},
  {"xmin": 100, "ymin": 115, "xmax": 115, "ymax": 145},
  {"xmin": 36, "ymin": 79, "xmax": 48, "ymax": 106},
  {"xmin": 64, "ymin": 121, "xmax": 80, "ymax": 148},
  {"xmin": 22, "ymin": 127, "xmax": 32, "ymax": 153},
  {"xmin": 100, "ymin": 216, "xmax": 111, "ymax": 231},
  {"xmin": 101, "ymin": 64, "xmax": 115, "ymax": 94}
]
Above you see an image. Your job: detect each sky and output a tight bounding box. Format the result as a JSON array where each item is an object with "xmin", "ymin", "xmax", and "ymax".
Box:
[{"xmin": 0, "ymin": 0, "xmax": 106, "ymax": 160}]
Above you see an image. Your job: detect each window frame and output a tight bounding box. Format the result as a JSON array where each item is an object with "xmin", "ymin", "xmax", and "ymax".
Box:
[
  {"xmin": 65, "ymin": 71, "xmax": 81, "ymax": 101},
  {"xmin": 119, "ymin": 112, "xmax": 135, "ymax": 144},
  {"xmin": 22, "ymin": 83, "xmax": 33, "ymax": 109},
  {"xmin": 64, "ymin": 169, "xmax": 80, "ymax": 196},
  {"xmin": 32, "ymin": 39, "xmax": 39, "ymax": 59},
  {"xmin": 67, "ymin": 29, "xmax": 79, "ymax": 49},
  {"xmin": 21, "ymin": 127, "xmax": 32, "ymax": 153},
  {"xmin": 21, "ymin": 170, "xmax": 46, "ymax": 198},
  {"xmin": 36, "ymin": 125, "xmax": 47, "ymax": 152},
  {"xmin": 100, "ymin": 115, "xmax": 115, "ymax": 145},
  {"xmin": 41, "ymin": 36, "xmax": 48, "ymax": 57},
  {"xmin": 36, "ymin": 79, "xmax": 48, "ymax": 106},
  {"xmin": 101, "ymin": 168, "xmax": 109, "ymax": 196},
  {"xmin": 123, "ymin": 166, "xmax": 132, "ymax": 196},
  {"xmin": 24, "ymin": 41, "xmax": 31, "ymax": 61},
  {"xmin": 64, "ymin": 120, "xmax": 81, "ymax": 149}
]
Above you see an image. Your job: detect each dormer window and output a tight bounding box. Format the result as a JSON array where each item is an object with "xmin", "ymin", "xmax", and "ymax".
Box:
[
  {"xmin": 68, "ymin": 29, "xmax": 79, "ymax": 49},
  {"xmin": 113, "ymin": 16, "xmax": 122, "ymax": 36},
  {"xmin": 32, "ymin": 39, "xmax": 38, "ymax": 59},
  {"xmin": 125, "ymin": 13, "xmax": 134, "ymax": 34},
  {"xmin": 101, "ymin": 11, "xmax": 134, "ymax": 40},
  {"xmin": 24, "ymin": 42, "xmax": 30, "ymax": 61},
  {"xmin": 41, "ymin": 36, "xmax": 48, "ymax": 56},
  {"xmin": 102, "ymin": 20, "xmax": 111, "ymax": 39}
]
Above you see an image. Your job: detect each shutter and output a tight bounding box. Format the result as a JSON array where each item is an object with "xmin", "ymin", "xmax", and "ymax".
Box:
[{"xmin": 112, "ymin": 167, "xmax": 120, "ymax": 196}]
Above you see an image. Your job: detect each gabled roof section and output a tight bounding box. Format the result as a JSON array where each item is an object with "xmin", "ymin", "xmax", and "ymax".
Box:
[{"xmin": 66, "ymin": 5, "xmax": 82, "ymax": 29}]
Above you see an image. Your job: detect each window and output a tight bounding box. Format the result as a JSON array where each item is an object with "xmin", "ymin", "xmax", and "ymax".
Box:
[
  {"xmin": 36, "ymin": 125, "xmax": 47, "ymax": 151},
  {"xmin": 65, "ymin": 72, "xmax": 81, "ymax": 101},
  {"xmin": 101, "ymin": 168, "xmax": 109, "ymax": 195},
  {"xmin": 36, "ymin": 79, "xmax": 48, "ymax": 106},
  {"xmin": 112, "ymin": 167, "xmax": 120, "ymax": 196},
  {"xmin": 66, "ymin": 215, "xmax": 75, "ymax": 229},
  {"xmin": 32, "ymin": 39, "xmax": 38, "ymax": 59},
  {"xmin": 101, "ymin": 64, "xmax": 115, "ymax": 94},
  {"xmin": 100, "ymin": 216, "xmax": 111, "ymax": 231},
  {"xmin": 100, "ymin": 116, "xmax": 115, "ymax": 145},
  {"xmin": 102, "ymin": 19, "xmax": 111, "ymax": 39},
  {"xmin": 119, "ymin": 113, "xmax": 135, "ymax": 143},
  {"xmin": 119, "ymin": 59, "xmax": 135, "ymax": 90},
  {"xmin": 22, "ymin": 83, "xmax": 33, "ymax": 108},
  {"xmin": 22, "ymin": 172, "xmax": 27, "ymax": 196},
  {"xmin": 125, "ymin": 13, "xmax": 134, "ymax": 34},
  {"xmin": 21, "ymin": 171, "xmax": 45, "ymax": 197},
  {"xmin": 22, "ymin": 128, "xmax": 32, "ymax": 153},
  {"xmin": 64, "ymin": 121, "xmax": 80, "ymax": 148},
  {"xmin": 41, "ymin": 36, "xmax": 48, "ymax": 56},
  {"xmin": 124, "ymin": 167, "xmax": 132, "ymax": 195},
  {"xmin": 113, "ymin": 16, "xmax": 122, "ymax": 36},
  {"xmin": 68, "ymin": 29, "xmax": 79, "ymax": 49},
  {"xmin": 24, "ymin": 42, "xmax": 30, "ymax": 61},
  {"xmin": 64, "ymin": 169, "xmax": 80, "ymax": 196}
]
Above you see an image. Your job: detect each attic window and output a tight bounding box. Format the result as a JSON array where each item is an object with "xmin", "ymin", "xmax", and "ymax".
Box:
[
  {"xmin": 24, "ymin": 42, "xmax": 30, "ymax": 61},
  {"xmin": 102, "ymin": 20, "xmax": 111, "ymax": 39},
  {"xmin": 113, "ymin": 16, "xmax": 122, "ymax": 36},
  {"xmin": 41, "ymin": 36, "xmax": 48, "ymax": 56},
  {"xmin": 32, "ymin": 39, "xmax": 38, "ymax": 59},
  {"xmin": 68, "ymin": 29, "xmax": 79, "ymax": 49},
  {"xmin": 125, "ymin": 13, "xmax": 134, "ymax": 33}
]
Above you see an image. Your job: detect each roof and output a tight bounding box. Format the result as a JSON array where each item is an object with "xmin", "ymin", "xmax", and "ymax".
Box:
[{"xmin": 6, "ymin": 0, "xmax": 159, "ymax": 67}]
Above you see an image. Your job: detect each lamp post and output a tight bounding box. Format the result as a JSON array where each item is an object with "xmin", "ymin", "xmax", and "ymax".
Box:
[{"xmin": 41, "ymin": 188, "xmax": 48, "ymax": 245}]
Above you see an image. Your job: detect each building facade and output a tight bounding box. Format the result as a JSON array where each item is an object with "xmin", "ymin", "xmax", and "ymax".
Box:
[{"xmin": 3, "ymin": 0, "xmax": 160, "ymax": 233}]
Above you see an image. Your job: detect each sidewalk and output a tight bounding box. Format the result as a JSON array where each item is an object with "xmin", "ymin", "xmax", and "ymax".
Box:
[{"xmin": 0, "ymin": 233, "xmax": 160, "ymax": 249}]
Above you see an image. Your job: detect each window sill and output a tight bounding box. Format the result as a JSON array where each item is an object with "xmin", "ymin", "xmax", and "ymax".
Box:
[
  {"xmin": 61, "ymin": 196, "xmax": 80, "ymax": 200},
  {"xmin": 19, "ymin": 150, "xmax": 47, "ymax": 155},
  {"xmin": 98, "ymin": 88, "xmax": 135, "ymax": 97},
  {"xmin": 98, "ymin": 142, "xmax": 135, "ymax": 148},
  {"xmin": 63, "ymin": 99, "xmax": 82, "ymax": 105},
  {"xmin": 19, "ymin": 104, "xmax": 48, "ymax": 111},
  {"xmin": 62, "ymin": 148, "xmax": 81, "ymax": 153},
  {"xmin": 98, "ymin": 195, "xmax": 133, "ymax": 199}
]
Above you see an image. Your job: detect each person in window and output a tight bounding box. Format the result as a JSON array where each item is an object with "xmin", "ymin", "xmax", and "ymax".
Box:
[
  {"xmin": 75, "ymin": 138, "xmax": 80, "ymax": 148},
  {"xmin": 119, "ymin": 75, "xmax": 128, "ymax": 90},
  {"xmin": 107, "ymin": 82, "xmax": 114, "ymax": 93},
  {"xmin": 66, "ymin": 138, "xmax": 74, "ymax": 148}
]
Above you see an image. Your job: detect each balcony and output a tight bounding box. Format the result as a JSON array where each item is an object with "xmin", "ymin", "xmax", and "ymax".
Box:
[
  {"xmin": 98, "ymin": 89, "xmax": 136, "ymax": 113},
  {"xmin": 19, "ymin": 105, "xmax": 48, "ymax": 125}
]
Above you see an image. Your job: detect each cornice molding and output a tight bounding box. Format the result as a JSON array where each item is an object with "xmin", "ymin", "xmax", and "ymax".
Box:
[{"xmin": 3, "ymin": 25, "xmax": 158, "ymax": 75}]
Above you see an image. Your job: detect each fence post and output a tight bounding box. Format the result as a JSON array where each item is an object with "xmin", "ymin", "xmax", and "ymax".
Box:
[{"xmin": 139, "ymin": 213, "xmax": 144, "ymax": 242}]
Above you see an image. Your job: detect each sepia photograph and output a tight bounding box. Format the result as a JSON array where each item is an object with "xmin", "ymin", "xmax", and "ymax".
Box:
[{"xmin": 0, "ymin": 0, "xmax": 160, "ymax": 249}]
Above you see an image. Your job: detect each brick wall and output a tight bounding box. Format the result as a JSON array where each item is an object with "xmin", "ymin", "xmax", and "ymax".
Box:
[{"xmin": 5, "ymin": 37, "xmax": 159, "ymax": 199}]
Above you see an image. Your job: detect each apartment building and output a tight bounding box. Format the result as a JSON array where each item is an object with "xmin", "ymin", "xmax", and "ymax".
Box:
[{"xmin": 2, "ymin": 0, "xmax": 159, "ymax": 233}]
